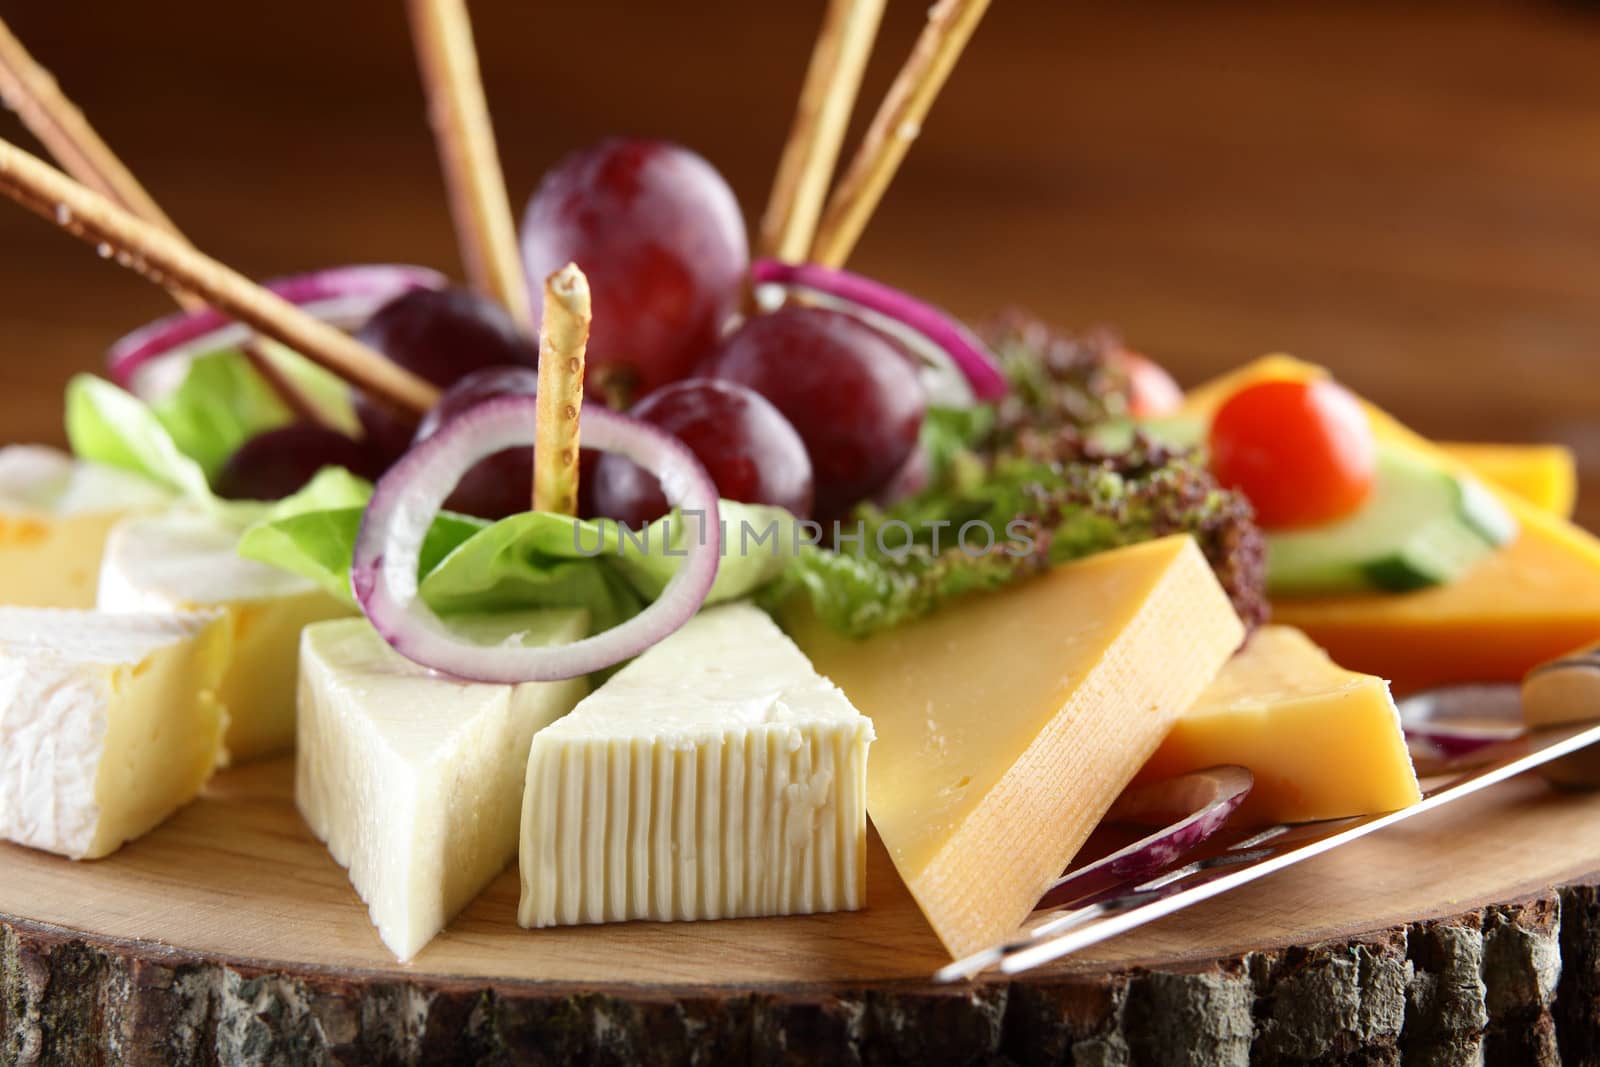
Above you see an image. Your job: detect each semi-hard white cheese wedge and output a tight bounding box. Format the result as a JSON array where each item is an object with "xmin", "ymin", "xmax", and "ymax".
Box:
[
  {"xmin": 518, "ymin": 603, "xmax": 875, "ymax": 929},
  {"xmin": 0, "ymin": 445, "xmax": 169, "ymax": 608},
  {"xmin": 0, "ymin": 607, "xmax": 229, "ymax": 859},
  {"xmin": 98, "ymin": 510, "xmax": 351, "ymax": 762},
  {"xmin": 297, "ymin": 612, "xmax": 589, "ymax": 962}
]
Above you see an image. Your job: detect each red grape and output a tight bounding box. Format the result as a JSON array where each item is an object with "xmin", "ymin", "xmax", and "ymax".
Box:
[
  {"xmin": 354, "ymin": 288, "xmax": 537, "ymax": 465},
  {"xmin": 592, "ymin": 379, "xmax": 813, "ymax": 527},
  {"xmin": 214, "ymin": 424, "xmax": 379, "ymax": 501},
  {"xmin": 701, "ymin": 306, "xmax": 926, "ymax": 520},
  {"xmin": 412, "ymin": 366, "xmax": 540, "ymax": 520},
  {"xmin": 520, "ymin": 139, "xmax": 747, "ymax": 402}
]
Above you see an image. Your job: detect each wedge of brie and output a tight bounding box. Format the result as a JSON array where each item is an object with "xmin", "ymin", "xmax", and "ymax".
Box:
[
  {"xmin": 98, "ymin": 510, "xmax": 351, "ymax": 762},
  {"xmin": 0, "ymin": 446, "xmax": 169, "ymax": 608},
  {"xmin": 518, "ymin": 603, "xmax": 875, "ymax": 929},
  {"xmin": 0, "ymin": 606, "xmax": 229, "ymax": 859},
  {"xmin": 297, "ymin": 612, "xmax": 589, "ymax": 961}
]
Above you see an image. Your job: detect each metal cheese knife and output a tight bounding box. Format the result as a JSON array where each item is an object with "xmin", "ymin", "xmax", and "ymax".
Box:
[{"xmin": 938, "ymin": 676, "xmax": 1600, "ymax": 983}]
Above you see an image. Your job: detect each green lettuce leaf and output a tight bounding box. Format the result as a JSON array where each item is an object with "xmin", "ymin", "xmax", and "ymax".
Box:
[
  {"xmin": 149, "ymin": 350, "xmax": 293, "ymax": 478},
  {"xmin": 610, "ymin": 503, "xmax": 798, "ymax": 604},
  {"xmin": 252, "ymin": 340, "xmax": 362, "ymax": 438},
  {"xmin": 768, "ymin": 432, "xmax": 1266, "ymax": 638},
  {"xmin": 763, "ymin": 539, "xmax": 1043, "ymax": 637},
  {"xmin": 919, "ymin": 404, "xmax": 993, "ymax": 481},
  {"xmin": 66, "ymin": 370, "xmax": 371, "ymax": 529},
  {"xmin": 264, "ymin": 465, "xmax": 374, "ymax": 519},
  {"xmin": 66, "ymin": 374, "xmax": 214, "ymax": 501},
  {"xmin": 239, "ymin": 498, "xmax": 794, "ymax": 625},
  {"xmin": 237, "ymin": 506, "xmax": 488, "ymax": 608},
  {"xmin": 418, "ymin": 511, "xmax": 643, "ymax": 632}
]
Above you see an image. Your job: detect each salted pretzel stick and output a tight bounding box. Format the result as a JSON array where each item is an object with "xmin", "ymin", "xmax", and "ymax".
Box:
[
  {"xmin": 0, "ymin": 15, "xmax": 323, "ymax": 423},
  {"xmin": 758, "ymin": 0, "xmax": 886, "ymax": 262},
  {"xmin": 0, "ymin": 18, "xmax": 173, "ymax": 229},
  {"xmin": 408, "ymin": 0, "xmax": 534, "ymax": 332},
  {"xmin": 809, "ymin": 0, "xmax": 990, "ymax": 268},
  {"xmin": 0, "ymin": 138, "xmax": 439, "ymax": 416},
  {"xmin": 533, "ymin": 264, "xmax": 589, "ymax": 516}
]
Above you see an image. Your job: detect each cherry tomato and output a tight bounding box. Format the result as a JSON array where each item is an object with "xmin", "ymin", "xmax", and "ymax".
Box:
[
  {"xmin": 1208, "ymin": 378, "xmax": 1377, "ymax": 529},
  {"xmin": 1118, "ymin": 349, "xmax": 1183, "ymax": 418}
]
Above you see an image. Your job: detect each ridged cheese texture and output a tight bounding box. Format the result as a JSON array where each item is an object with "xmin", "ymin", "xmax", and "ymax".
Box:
[
  {"xmin": 792, "ymin": 536, "xmax": 1243, "ymax": 958},
  {"xmin": 518, "ymin": 603, "xmax": 874, "ymax": 929},
  {"xmin": 0, "ymin": 607, "xmax": 228, "ymax": 859},
  {"xmin": 98, "ymin": 510, "xmax": 351, "ymax": 762},
  {"xmin": 1184, "ymin": 356, "xmax": 1600, "ymax": 693},
  {"xmin": 1136, "ymin": 626, "xmax": 1421, "ymax": 825},
  {"xmin": 297, "ymin": 613, "xmax": 588, "ymax": 961},
  {"xmin": 0, "ymin": 446, "xmax": 169, "ymax": 608}
]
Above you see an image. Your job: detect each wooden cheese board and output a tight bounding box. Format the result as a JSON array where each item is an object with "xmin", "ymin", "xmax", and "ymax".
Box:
[{"xmin": 4, "ymin": 757, "xmax": 1600, "ymax": 1064}]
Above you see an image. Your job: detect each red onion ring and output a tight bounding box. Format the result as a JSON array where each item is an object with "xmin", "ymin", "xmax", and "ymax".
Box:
[
  {"xmin": 108, "ymin": 264, "xmax": 447, "ymax": 396},
  {"xmin": 351, "ymin": 394, "xmax": 721, "ymax": 683},
  {"xmin": 1398, "ymin": 683, "xmax": 1523, "ymax": 773},
  {"xmin": 750, "ymin": 258, "xmax": 1008, "ymax": 403},
  {"xmin": 1039, "ymin": 764, "xmax": 1253, "ymax": 908}
]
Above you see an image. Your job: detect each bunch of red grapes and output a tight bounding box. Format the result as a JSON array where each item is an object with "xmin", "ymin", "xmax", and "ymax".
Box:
[{"xmin": 219, "ymin": 138, "xmax": 929, "ymax": 526}]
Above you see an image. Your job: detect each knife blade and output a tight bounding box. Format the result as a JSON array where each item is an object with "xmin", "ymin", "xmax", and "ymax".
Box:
[{"xmin": 937, "ymin": 716, "xmax": 1600, "ymax": 982}]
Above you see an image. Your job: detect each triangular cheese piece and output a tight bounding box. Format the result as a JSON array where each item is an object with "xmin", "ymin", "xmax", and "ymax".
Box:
[
  {"xmin": 297, "ymin": 612, "xmax": 589, "ymax": 961},
  {"xmin": 517, "ymin": 603, "xmax": 874, "ymax": 929},
  {"xmin": 791, "ymin": 535, "xmax": 1243, "ymax": 958},
  {"xmin": 1184, "ymin": 356, "xmax": 1600, "ymax": 693},
  {"xmin": 1136, "ymin": 625, "xmax": 1421, "ymax": 825},
  {"xmin": 0, "ymin": 606, "xmax": 228, "ymax": 858}
]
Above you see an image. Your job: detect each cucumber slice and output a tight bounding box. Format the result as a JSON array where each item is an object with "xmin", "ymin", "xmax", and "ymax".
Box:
[{"xmin": 1268, "ymin": 447, "xmax": 1517, "ymax": 596}]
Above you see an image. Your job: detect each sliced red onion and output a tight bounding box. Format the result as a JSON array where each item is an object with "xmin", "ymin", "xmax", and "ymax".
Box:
[
  {"xmin": 108, "ymin": 264, "xmax": 448, "ymax": 397},
  {"xmin": 750, "ymin": 258, "xmax": 1009, "ymax": 405},
  {"xmin": 1398, "ymin": 683, "xmax": 1523, "ymax": 771},
  {"xmin": 1039, "ymin": 765, "xmax": 1253, "ymax": 908},
  {"xmin": 351, "ymin": 395, "xmax": 721, "ymax": 683}
]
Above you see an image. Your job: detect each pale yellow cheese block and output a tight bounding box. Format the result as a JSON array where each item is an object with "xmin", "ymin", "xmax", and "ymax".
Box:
[
  {"xmin": 1136, "ymin": 626, "xmax": 1421, "ymax": 826},
  {"xmin": 791, "ymin": 535, "xmax": 1243, "ymax": 958},
  {"xmin": 0, "ymin": 446, "xmax": 169, "ymax": 608},
  {"xmin": 97, "ymin": 511, "xmax": 352, "ymax": 762}
]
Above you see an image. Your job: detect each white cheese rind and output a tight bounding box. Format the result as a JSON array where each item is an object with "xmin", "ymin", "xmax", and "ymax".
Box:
[
  {"xmin": 0, "ymin": 607, "xmax": 228, "ymax": 859},
  {"xmin": 296, "ymin": 613, "xmax": 589, "ymax": 962},
  {"xmin": 517, "ymin": 603, "xmax": 874, "ymax": 928},
  {"xmin": 0, "ymin": 446, "xmax": 170, "ymax": 608},
  {"xmin": 98, "ymin": 510, "xmax": 351, "ymax": 761}
]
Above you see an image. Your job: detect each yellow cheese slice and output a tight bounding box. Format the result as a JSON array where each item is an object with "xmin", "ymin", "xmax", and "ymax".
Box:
[
  {"xmin": 1183, "ymin": 356, "xmax": 1600, "ymax": 694},
  {"xmin": 1439, "ymin": 443, "xmax": 1576, "ymax": 519},
  {"xmin": 790, "ymin": 535, "xmax": 1243, "ymax": 958},
  {"xmin": 1136, "ymin": 626, "xmax": 1420, "ymax": 826}
]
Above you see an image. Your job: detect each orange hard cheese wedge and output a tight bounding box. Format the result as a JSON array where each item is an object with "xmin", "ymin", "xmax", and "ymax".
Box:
[
  {"xmin": 1136, "ymin": 626, "xmax": 1421, "ymax": 826},
  {"xmin": 1184, "ymin": 356, "xmax": 1600, "ymax": 694},
  {"xmin": 789, "ymin": 535, "xmax": 1243, "ymax": 958}
]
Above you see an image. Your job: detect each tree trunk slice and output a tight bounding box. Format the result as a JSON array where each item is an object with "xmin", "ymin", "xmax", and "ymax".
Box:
[{"xmin": 2, "ymin": 762, "xmax": 1600, "ymax": 1065}]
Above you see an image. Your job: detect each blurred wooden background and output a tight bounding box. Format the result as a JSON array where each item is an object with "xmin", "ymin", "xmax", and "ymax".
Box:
[{"xmin": 1, "ymin": 1, "xmax": 1597, "ymax": 526}]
